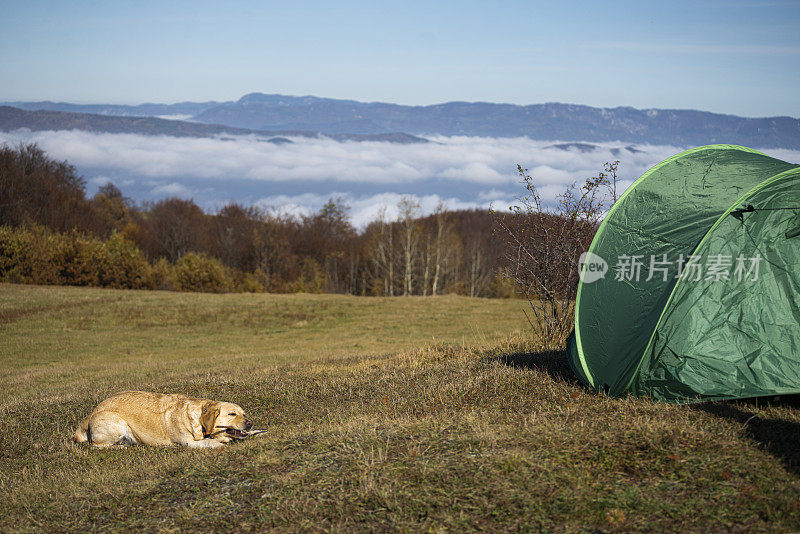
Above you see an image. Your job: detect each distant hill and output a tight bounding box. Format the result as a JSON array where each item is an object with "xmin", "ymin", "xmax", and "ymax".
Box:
[
  {"xmin": 0, "ymin": 107, "xmax": 429, "ymax": 144},
  {"xmin": 0, "ymin": 106, "xmax": 254, "ymax": 137},
  {"xmin": 3, "ymin": 93, "xmax": 799, "ymax": 148},
  {"xmin": 0, "ymin": 100, "xmax": 225, "ymax": 118},
  {"xmin": 545, "ymin": 142, "xmax": 644, "ymax": 156},
  {"xmin": 191, "ymin": 93, "xmax": 800, "ymax": 148}
]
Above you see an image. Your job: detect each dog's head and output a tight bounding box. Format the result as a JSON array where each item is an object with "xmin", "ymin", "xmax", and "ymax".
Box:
[{"xmin": 200, "ymin": 401, "xmax": 252, "ymax": 443}]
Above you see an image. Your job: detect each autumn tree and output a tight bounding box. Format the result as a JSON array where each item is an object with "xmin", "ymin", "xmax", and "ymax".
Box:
[
  {"xmin": 209, "ymin": 202, "xmax": 261, "ymax": 271},
  {"xmin": 252, "ymin": 211, "xmax": 296, "ymax": 290},
  {"xmin": 138, "ymin": 197, "xmax": 207, "ymax": 262},
  {"xmin": 91, "ymin": 183, "xmax": 134, "ymax": 238},
  {"xmin": 0, "ymin": 143, "xmax": 93, "ymax": 233},
  {"xmin": 294, "ymin": 198, "xmax": 358, "ymax": 293}
]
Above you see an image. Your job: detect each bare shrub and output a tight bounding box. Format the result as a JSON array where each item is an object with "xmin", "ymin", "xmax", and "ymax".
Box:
[{"xmin": 494, "ymin": 161, "xmax": 618, "ymax": 348}]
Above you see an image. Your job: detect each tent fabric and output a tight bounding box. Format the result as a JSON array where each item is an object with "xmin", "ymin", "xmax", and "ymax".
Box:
[{"xmin": 568, "ymin": 145, "xmax": 800, "ymax": 402}]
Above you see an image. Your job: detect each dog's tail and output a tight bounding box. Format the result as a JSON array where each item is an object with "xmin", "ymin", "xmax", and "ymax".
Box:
[{"xmin": 73, "ymin": 416, "xmax": 90, "ymax": 443}]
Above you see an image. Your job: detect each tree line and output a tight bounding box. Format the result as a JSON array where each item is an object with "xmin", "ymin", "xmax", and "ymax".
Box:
[{"xmin": 1, "ymin": 143, "xmax": 524, "ymax": 296}]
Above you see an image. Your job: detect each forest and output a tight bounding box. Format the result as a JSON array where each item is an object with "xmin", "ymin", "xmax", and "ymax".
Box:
[{"xmin": 0, "ymin": 143, "xmax": 528, "ymax": 297}]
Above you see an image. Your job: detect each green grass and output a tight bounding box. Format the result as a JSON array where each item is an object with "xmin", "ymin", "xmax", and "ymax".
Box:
[{"xmin": 1, "ymin": 283, "xmax": 799, "ymax": 532}]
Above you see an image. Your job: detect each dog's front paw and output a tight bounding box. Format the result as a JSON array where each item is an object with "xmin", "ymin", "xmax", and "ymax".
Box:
[{"xmin": 186, "ymin": 438, "xmax": 225, "ymax": 449}]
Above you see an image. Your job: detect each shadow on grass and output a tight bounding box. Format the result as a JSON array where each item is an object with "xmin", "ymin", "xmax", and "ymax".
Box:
[
  {"xmin": 496, "ymin": 349, "xmax": 580, "ymax": 385},
  {"xmin": 498, "ymin": 349, "xmax": 800, "ymax": 476},
  {"xmin": 694, "ymin": 401, "xmax": 800, "ymax": 476}
]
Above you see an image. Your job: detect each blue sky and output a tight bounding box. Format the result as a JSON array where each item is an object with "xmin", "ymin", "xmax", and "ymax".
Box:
[{"xmin": 1, "ymin": 0, "xmax": 799, "ymax": 117}]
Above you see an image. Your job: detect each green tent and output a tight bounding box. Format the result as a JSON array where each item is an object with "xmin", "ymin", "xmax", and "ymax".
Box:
[{"xmin": 568, "ymin": 144, "xmax": 800, "ymax": 403}]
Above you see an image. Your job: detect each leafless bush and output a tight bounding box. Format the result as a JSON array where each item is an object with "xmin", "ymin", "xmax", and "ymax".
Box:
[{"xmin": 494, "ymin": 161, "xmax": 618, "ymax": 348}]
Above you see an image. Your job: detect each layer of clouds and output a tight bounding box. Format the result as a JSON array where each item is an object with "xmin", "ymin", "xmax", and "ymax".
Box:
[
  {"xmin": 154, "ymin": 114, "xmax": 195, "ymax": 121},
  {"xmin": 1, "ymin": 128, "xmax": 798, "ymax": 227},
  {"xmin": 0, "ymin": 129, "xmax": 676, "ymax": 188}
]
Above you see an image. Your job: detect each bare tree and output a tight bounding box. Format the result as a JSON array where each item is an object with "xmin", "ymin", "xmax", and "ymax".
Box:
[
  {"xmin": 421, "ymin": 232, "xmax": 432, "ymax": 296},
  {"xmin": 466, "ymin": 240, "xmax": 491, "ymax": 297},
  {"xmin": 367, "ymin": 207, "xmax": 396, "ymax": 296},
  {"xmin": 430, "ymin": 203, "xmax": 453, "ymax": 296},
  {"xmin": 398, "ymin": 197, "xmax": 420, "ymax": 296}
]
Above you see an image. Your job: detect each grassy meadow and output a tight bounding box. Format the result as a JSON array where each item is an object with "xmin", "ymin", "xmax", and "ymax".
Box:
[{"xmin": 1, "ymin": 283, "xmax": 799, "ymax": 532}]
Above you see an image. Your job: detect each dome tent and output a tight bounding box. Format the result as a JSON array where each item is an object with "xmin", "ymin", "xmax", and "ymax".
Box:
[{"xmin": 568, "ymin": 145, "xmax": 800, "ymax": 403}]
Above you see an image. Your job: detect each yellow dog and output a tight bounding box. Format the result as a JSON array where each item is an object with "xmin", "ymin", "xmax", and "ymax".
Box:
[{"xmin": 73, "ymin": 391, "xmax": 253, "ymax": 448}]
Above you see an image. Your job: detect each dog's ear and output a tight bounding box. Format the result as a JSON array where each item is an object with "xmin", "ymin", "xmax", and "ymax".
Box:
[
  {"xmin": 186, "ymin": 402, "xmax": 205, "ymax": 441},
  {"xmin": 200, "ymin": 402, "xmax": 221, "ymax": 437}
]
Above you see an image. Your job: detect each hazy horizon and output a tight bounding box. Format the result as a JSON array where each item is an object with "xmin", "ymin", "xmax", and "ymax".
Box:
[{"xmin": 3, "ymin": 92, "xmax": 798, "ymax": 120}]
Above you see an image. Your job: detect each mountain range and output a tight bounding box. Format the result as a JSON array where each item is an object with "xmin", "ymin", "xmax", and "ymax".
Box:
[
  {"xmin": 0, "ymin": 106, "xmax": 428, "ymax": 144},
  {"xmin": 2, "ymin": 93, "xmax": 799, "ymax": 148}
]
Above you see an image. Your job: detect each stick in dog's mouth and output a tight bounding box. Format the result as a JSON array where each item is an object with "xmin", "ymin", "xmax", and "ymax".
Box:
[
  {"xmin": 213, "ymin": 426, "xmax": 268, "ymax": 439},
  {"xmin": 216, "ymin": 426, "xmax": 249, "ymax": 439}
]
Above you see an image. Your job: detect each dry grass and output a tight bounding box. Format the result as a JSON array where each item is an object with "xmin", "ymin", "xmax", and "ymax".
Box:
[{"xmin": 1, "ymin": 283, "xmax": 799, "ymax": 532}]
